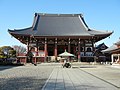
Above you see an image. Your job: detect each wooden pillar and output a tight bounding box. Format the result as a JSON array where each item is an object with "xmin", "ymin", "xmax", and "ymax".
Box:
[
  {"xmin": 55, "ymin": 38, "xmax": 57, "ymax": 60},
  {"xmin": 27, "ymin": 38, "xmax": 30, "ymax": 52},
  {"xmin": 68, "ymin": 38, "xmax": 71, "ymax": 53},
  {"xmin": 35, "ymin": 40, "xmax": 39, "ymax": 56},
  {"xmin": 68, "ymin": 38, "xmax": 71, "ymax": 62},
  {"xmin": 92, "ymin": 40, "xmax": 96, "ymax": 62},
  {"xmin": 34, "ymin": 40, "xmax": 38, "ymax": 64},
  {"xmin": 78, "ymin": 38, "xmax": 81, "ymax": 62},
  {"xmin": 25, "ymin": 38, "xmax": 30, "ymax": 64},
  {"xmin": 44, "ymin": 38, "xmax": 47, "ymax": 62},
  {"xmin": 83, "ymin": 40, "xmax": 86, "ymax": 57}
]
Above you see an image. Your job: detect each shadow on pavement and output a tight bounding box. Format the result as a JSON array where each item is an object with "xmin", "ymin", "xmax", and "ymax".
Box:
[
  {"xmin": 0, "ymin": 77, "xmax": 47, "ymax": 90},
  {"xmin": 0, "ymin": 64, "xmax": 24, "ymax": 71}
]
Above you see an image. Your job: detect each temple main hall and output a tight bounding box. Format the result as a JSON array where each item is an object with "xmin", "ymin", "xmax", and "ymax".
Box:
[{"xmin": 8, "ymin": 13, "xmax": 112, "ymax": 63}]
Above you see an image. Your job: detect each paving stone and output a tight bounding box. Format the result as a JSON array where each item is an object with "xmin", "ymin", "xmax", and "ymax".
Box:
[
  {"xmin": 0, "ymin": 64, "xmax": 120, "ymax": 90},
  {"xmin": 42, "ymin": 65, "xmax": 119, "ymax": 90},
  {"xmin": 0, "ymin": 64, "xmax": 54, "ymax": 90}
]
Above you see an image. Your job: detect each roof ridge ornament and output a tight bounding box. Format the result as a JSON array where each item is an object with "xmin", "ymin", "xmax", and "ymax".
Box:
[{"xmin": 80, "ymin": 13, "xmax": 84, "ymax": 17}]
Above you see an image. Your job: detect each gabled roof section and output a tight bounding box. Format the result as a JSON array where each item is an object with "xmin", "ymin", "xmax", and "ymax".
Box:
[
  {"xmin": 96, "ymin": 43, "xmax": 108, "ymax": 50},
  {"xmin": 102, "ymin": 44, "xmax": 118, "ymax": 53},
  {"xmin": 8, "ymin": 13, "xmax": 113, "ymax": 38}
]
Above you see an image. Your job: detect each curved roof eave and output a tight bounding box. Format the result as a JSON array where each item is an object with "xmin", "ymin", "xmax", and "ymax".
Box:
[
  {"xmin": 88, "ymin": 29, "xmax": 113, "ymax": 36},
  {"xmin": 8, "ymin": 27, "xmax": 33, "ymax": 36}
]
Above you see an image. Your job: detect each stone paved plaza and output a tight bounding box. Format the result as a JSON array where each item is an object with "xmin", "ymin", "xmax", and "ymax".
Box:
[
  {"xmin": 0, "ymin": 64, "xmax": 54, "ymax": 90},
  {"xmin": 0, "ymin": 63, "xmax": 120, "ymax": 90}
]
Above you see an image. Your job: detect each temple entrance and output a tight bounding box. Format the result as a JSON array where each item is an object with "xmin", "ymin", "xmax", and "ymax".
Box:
[
  {"xmin": 47, "ymin": 45, "xmax": 54, "ymax": 56},
  {"xmin": 57, "ymin": 45, "xmax": 68, "ymax": 54},
  {"xmin": 71, "ymin": 45, "xmax": 76, "ymax": 55}
]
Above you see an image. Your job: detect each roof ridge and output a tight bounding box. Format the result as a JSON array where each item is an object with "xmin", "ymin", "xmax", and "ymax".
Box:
[{"xmin": 36, "ymin": 13, "xmax": 83, "ymax": 17}]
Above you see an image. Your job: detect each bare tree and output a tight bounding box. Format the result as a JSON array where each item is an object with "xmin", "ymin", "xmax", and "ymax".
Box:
[{"xmin": 12, "ymin": 45, "xmax": 26, "ymax": 55}]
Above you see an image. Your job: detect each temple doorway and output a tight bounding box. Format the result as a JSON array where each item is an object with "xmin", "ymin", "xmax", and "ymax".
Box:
[
  {"xmin": 57, "ymin": 45, "xmax": 68, "ymax": 55},
  {"xmin": 47, "ymin": 45, "xmax": 54, "ymax": 56}
]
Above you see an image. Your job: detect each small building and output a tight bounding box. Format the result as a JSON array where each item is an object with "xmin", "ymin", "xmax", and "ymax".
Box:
[
  {"xmin": 8, "ymin": 13, "xmax": 112, "ymax": 63},
  {"xmin": 103, "ymin": 39, "xmax": 120, "ymax": 64},
  {"xmin": 95, "ymin": 43, "xmax": 111, "ymax": 62}
]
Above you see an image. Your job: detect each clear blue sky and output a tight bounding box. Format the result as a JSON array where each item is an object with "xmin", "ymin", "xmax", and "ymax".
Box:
[{"xmin": 0, "ymin": 0, "xmax": 120, "ymax": 47}]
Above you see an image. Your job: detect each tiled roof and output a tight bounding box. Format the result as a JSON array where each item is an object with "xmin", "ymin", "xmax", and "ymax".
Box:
[
  {"xmin": 8, "ymin": 13, "xmax": 112, "ymax": 38},
  {"xmin": 102, "ymin": 44, "xmax": 118, "ymax": 53}
]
